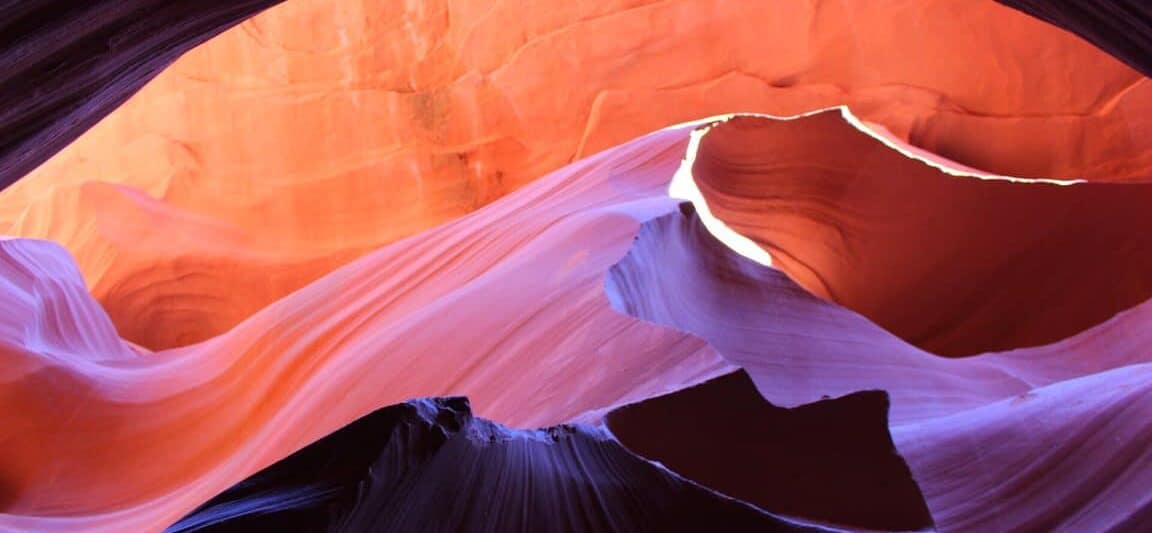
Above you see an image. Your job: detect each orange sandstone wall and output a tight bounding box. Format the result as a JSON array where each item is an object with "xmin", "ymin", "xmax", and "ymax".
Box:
[{"xmin": 1, "ymin": 0, "xmax": 1147, "ymax": 349}]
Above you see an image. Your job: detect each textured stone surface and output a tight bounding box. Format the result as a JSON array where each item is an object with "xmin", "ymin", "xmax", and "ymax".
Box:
[
  {"xmin": 686, "ymin": 112, "xmax": 1152, "ymax": 356},
  {"xmin": 606, "ymin": 139, "xmax": 1152, "ymax": 529},
  {"xmin": 2, "ymin": 2, "xmax": 1150, "ymax": 531},
  {"xmin": 4, "ymin": 110, "xmax": 1149, "ymax": 531},
  {"xmin": 1, "ymin": 0, "xmax": 1148, "ymax": 350},
  {"xmin": 168, "ymin": 397, "xmax": 824, "ymax": 532},
  {"xmin": 0, "ymin": 124, "xmax": 734, "ymax": 531}
]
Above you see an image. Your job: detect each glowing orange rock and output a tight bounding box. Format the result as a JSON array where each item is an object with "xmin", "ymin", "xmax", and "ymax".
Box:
[
  {"xmin": 0, "ymin": 127, "xmax": 735, "ymax": 531},
  {"xmin": 1, "ymin": 0, "xmax": 1148, "ymax": 350},
  {"xmin": 689, "ymin": 112, "xmax": 1152, "ymax": 356},
  {"xmin": 4, "ymin": 111, "xmax": 1150, "ymax": 531}
]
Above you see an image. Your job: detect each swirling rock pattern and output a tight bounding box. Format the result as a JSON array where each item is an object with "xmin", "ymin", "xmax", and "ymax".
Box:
[
  {"xmin": 687, "ymin": 112, "xmax": 1152, "ymax": 357},
  {"xmin": 0, "ymin": 125, "xmax": 742, "ymax": 531},
  {"xmin": 1, "ymin": 1, "xmax": 1150, "ymax": 531},
  {"xmin": 6, "ymin": 106, "xmax": 1146, "ymax": 531},
  {"xmin": 606, "ymin": 129, "xmax": 1152, "ymax": 528},
  {"xmin": 2, "ymin": 0, "xmax": 1149, "ymax": 351}
]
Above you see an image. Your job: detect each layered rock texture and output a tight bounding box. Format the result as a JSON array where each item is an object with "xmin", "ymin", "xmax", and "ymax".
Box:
[
  {"xmin": 4, "ymin": 0, "xmax": 1150, "ymax": 352},
  {"xmin": 1, "ymin": 0, "xmax": 1149, "ymax": 532},
  {"xmin": 168, "ymin": 397, "xmax": 823, "ymax": 532}
]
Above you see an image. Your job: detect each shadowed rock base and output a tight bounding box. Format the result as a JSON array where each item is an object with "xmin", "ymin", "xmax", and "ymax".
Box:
[
  {"xmin": 169, "ymin": 397, "xmax": 828, "ymax": 533},
  {"xmin": 606, "ymin": 371, "xmax": 934, "ymax": 532}
]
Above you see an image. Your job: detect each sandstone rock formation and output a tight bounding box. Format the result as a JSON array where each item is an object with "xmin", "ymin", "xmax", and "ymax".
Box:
[
  {"xmin": 1, "ymin": 1, "xmax": 1149, "ymax": 531},
  {"xmin": 168, "ymin": 397, "xmax": 825, "ymax": 532},
  {"xmin": 2, "ymin": 0, "xmax": 1148, "ymax": 351}
]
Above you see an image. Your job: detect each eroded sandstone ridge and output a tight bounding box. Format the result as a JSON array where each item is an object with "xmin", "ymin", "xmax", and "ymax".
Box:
[
  {"xmin": 2, "ymin": 0, "xmax": 1148, "ymax": 350},
  {"xmin": 1, "ymin": 1, "xmax": 1149, "ymax": 531},
  {"xmin": 169, "ymin": 396, "xmax": 824, "ymax": 532}
]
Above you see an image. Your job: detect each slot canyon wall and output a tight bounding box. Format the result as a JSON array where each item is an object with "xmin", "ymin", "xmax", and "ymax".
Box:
[{"xmin": 0, "ymin": 1, "xmax": 1149, "ymax": 531}]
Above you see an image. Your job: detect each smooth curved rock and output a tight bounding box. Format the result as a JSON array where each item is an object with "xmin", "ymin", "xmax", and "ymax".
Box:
[
  {"xmin": 893, "ymin": 364, "xmax": 1152, "ymax": 532},
  {"xmin": 0, "ymin": 125, "xmax": 740, "ymax": 531},
  {"xmin": 611, "ymin": 215, "xmax": 1152, "ymax": 529},
  {"xmin": 689, "ymin": 111, "xmax": 1152, "ymax": 357},
  {"xmin": 0, "ymin": 0, "xmax": 284, "ymax": 191},
  {"xmin": 5, "ymin": 106, "xmax": 1150, "ymax": 531},
  {"xmin": 605, "ymin": 371, "xmax": 934, "ymax": 531},
  {"xmin": 606, "ymin": 129, "xmax": 1152, "ymax": 528},
  {"xmin": 3, "ymin": 0, "xmax": 1149, "ymax": 349},
  {"xmin": 168, "ymin": 397, "xmax": 826, "ymax": 532},
  {"xmin": 1, "ymin": 1, "xmax": 1149, "ymax": 531},
  {"xmin": 608, "ymin": 194, "xmax": 1152, "ymax": 422}
]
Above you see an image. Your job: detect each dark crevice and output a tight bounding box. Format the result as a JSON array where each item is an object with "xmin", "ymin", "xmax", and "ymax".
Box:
[{"xmin": 607, "ymin": 371, "xmax": 935, "ymax": 532}]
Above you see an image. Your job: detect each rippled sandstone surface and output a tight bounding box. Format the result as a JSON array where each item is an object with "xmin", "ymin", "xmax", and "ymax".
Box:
[
  {"xmin": 1, "ymin": 1, "xmax": 1150, "ymax": 532},
  {"xmin": 2, "ymin": 0, "xmax": 1148, "ymax": 349},
  {"xmin": 3, "ymin": 109, "xmax": 1150, "ymax": 531}
]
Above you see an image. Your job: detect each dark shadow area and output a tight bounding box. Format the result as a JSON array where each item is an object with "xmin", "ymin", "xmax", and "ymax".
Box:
[
  {"xmin": 169, "ymin": 396, "xmax": 829, "ymax": 533},
  {"xmin": 692, "ymin": 113, "xmax": 1152, "ymax": 356},
  {"xmin": 606, "ymin": 370, "xmax": 935, "ymax": 532}
]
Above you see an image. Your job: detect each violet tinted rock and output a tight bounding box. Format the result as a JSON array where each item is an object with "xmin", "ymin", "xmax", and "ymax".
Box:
[
  {"xmin": 606, "ymin": 199, "xmax": 1152, "ymax": 421},
  {"xmin": 169, "ymin": 397, "xmax": 829, "ymax": 533},
  {"xmin": 892, "ymin": 363, "xmax": 1152, "ymax": 531},
  {"xmin": 608, "ymin": 196, "xmax": 1152, "ymax": 530}
]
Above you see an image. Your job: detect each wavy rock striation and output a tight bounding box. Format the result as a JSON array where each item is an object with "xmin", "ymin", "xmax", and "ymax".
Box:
[
  {"xmin": 608, "ymin": 116, "xmax": 1152, "ymax": 419},
  {"xmin": 688, "ymin": 112, "xmax": 1152, "ymax": 357},
  {"xmin": 605, "ymin": 118, "xmax": 1152, "ymax": 529},
  {"xmin": 3, "ymin": 0, "xmax": 1149, "ymax": 350},
  {"xmin": 168, "ymin": 397, "xmax": 826, "ymax": 532},
  {"xmin": 893, "ymin": 363, "xmax": 1152, "ymax": 532},
  {"xmin": 0, "ymin": 1, "xmax": 1149, "ymax": 531},
  {"xmin": 4, "ymin": 104, "xmax": 1149, "ymax": 530},
  {"xmin": 0, "ymin": 124, "xmax": 742, "ymax": 531}
]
